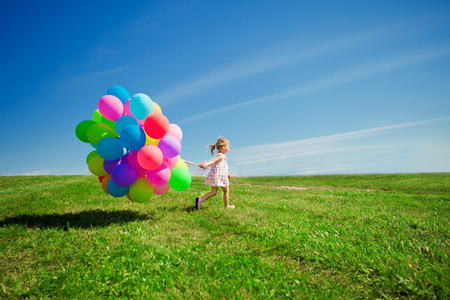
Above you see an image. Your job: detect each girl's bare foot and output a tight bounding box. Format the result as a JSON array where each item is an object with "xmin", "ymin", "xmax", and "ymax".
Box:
[{"xmin": 225, "ymin": 205, "xmax": 235, "ymax": 209}]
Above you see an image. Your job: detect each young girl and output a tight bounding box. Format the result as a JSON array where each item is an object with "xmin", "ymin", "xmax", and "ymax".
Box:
[{"xmin": 195, "ymin": 137, "xmax": 234, "ymax": 210}]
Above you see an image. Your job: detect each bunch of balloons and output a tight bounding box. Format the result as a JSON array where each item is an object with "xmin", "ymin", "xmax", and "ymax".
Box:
[{"xmin": 75, "ymin": 85, "xmax": 191, "ymax": 203}]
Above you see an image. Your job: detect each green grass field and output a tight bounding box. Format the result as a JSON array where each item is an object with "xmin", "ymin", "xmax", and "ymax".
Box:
[{"xmin": 1, "ymin": 173, "xmax": 449, "ymax": 299}]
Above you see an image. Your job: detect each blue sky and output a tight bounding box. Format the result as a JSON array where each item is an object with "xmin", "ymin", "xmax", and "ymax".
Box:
[{"xmin": 1, "ymin": 0, "xmax": 449, "ymax": 176}]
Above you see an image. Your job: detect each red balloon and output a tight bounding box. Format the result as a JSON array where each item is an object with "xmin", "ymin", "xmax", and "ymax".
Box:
[
  {"xmin": 137, "ymin": 145, "xmax": 163, "ymax": 170},
  {"xmin": 144, "ymin": 113, "xmax": 169, "ymax": 139}
]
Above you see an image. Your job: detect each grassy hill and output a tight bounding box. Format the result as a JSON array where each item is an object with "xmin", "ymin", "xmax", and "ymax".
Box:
[{"xmin": 1, "ymin": 173, "xmax": 449, "ymax": 298}]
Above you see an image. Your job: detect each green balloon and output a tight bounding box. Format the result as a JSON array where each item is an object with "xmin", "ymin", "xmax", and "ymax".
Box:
[
  {"xmin": 92, "ymin": 109, "xmax": 103, "ymax": 123},
  {"xmin": 86, "ymin": 150, "xmax": 98, "ymax": 165},
  {"xmin": 129, "ymin": 178, "xmax": 154, "ymax": 203},
  {"xmin": 169, "ymin": 167, "xmax": 192, "ymax": 191},
  {"xmin": 75, "ymin": 120, "xmax": 96, "ymax": 143},
  {"xmin": 87, "ymin": 123, "xmax": 118, "ymax": 145},
  {"xmin": 101, "ymin": 117, "xmax": 116, "ymax": 132},
  {"xmin": 93, "ymin": 110, "xmax": 117, "ymax": 134}
]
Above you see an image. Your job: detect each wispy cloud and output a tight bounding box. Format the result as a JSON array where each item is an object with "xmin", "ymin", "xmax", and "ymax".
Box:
[
  {"xmin": 156, "ymin": 26, "xmax": 405, "ymax": 106},
  {"xmin": 155, "ymin": 50, "xmax": 320, "ymax": 105},
  {"xmin": 179, "ymin": 47, "xmax": 450, "ymax": 124},
  {"xmin": 230, "ymin": 116, "xmax": 450, "ymax": 176}
]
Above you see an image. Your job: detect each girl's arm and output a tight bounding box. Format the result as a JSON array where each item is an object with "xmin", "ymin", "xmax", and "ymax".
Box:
[{"xmin": 200, "ymin": 155, "xmax": 224, "ymax": 169}]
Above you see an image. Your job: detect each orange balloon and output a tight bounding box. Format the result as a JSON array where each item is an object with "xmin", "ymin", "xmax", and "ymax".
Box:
[
  {"xmin": 101, "ymin": 174, "xmax": 111, "ymax": 194},
  {"xmin": 153, "ymin": 102, "xmax": 162, "ymax": 114}
]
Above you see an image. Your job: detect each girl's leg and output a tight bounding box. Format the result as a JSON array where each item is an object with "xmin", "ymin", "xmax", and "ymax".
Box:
[
  {"xmin": 201, "ymin": 187, "xmax": 218, "ymax": 202},
  {"xmin": 196, "ymin": 187, "xmax": 218, "ymax": 209},
  {"xmin": 221, "ymin": 186, "xmax": 234, "ymax": 209}
]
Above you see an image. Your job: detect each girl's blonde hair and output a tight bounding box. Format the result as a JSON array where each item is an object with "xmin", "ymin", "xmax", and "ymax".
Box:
[{"xmin": 206, "ymin": 137, "xmax": 230, "ymax": 156}]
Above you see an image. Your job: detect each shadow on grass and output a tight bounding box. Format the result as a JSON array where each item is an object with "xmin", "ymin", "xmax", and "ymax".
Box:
[{"xmin": 0, "ymin": 209, "xmax": 154, "ymax": 230}]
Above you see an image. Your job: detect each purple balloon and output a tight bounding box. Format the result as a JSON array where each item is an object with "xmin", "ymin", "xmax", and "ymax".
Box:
[
  {"xmin": 120, "ymin": 156, "xmax": 129, "ymax": 164},
  {"xmin": 103, "ymin": 159, "xmax": 121, "ymax": 174},
  {"xmin": 103, "ymin": 156, "xmax": 129, "ymax": 174},
  {"xmin": 158, "ymin": 136, "xmax": 181, "ymax": 159},
  {"xmin": 111, "ymin": 163, "xmax": 138, "ymax": 187}
]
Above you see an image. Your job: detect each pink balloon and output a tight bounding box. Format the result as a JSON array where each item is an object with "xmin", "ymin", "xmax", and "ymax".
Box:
[
  {"xmin": 124, "ymin": 98, "xmax": 131, "ymax": 115},
  {"xmin": 158, "ymin": 136, "xmax": 181, "ymax": 159},
  {"xmin": 147, "ymin": 164, "xmax": 171, "ymax": 187},
  {"xmin": 137, "ymin": 145, "xmax": 163, "ymax": 170},
  {"xmin": 127, "ymin": 151, "xmax": 147, "ymax": 173},
  {"xmin": 154, "ymin": 183, "xmax": 170, "ymax": 195},
  {"xmin": 98, "ymin": 95, "xmax": 124, "ymax": 121},
  {"xmin": 163, "ymin": 156, "xmax": 178, "ymax": 169},
  {"xmin": 167, "ymin": 124, "xmax": 182, "ymax": 141}
]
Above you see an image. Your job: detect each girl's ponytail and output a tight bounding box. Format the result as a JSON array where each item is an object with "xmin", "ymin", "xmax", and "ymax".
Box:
[{"xmin": 206, "ymin": 144, "xmax": 216, "ymax": 156}]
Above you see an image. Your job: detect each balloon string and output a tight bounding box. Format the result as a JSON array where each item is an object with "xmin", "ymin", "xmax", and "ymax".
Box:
[
  {"xmin": 182, "ymin": 159, "xmax": 206, "ymax": 178},
  {"xmin": 182, "ymin": 159, "xmax": 200, "ymax": 167}
]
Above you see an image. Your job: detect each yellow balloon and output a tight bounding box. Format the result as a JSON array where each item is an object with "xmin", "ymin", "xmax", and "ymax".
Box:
[
  {"xmin": 86, "ymin": 150, "xmax": 98, "ymax": 165},
  {"xmin": 88, "ymin": 155, "xmax": 107, "ymax": 176},
  {"xmin": 174, "ymin": 157, "xmax": 189, "ymax": 170},
  {"xmin": 153, "ymin": 102, "xmax": 162, "ymax": 114},
  {"xmin": 145, "ymin": 134, "xmax": 159, "ymax": 146}
]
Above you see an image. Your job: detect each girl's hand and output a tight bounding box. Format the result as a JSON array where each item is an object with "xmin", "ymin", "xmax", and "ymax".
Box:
[{"xmin": 228, "ymin": 174, "xmax": 231, "ymax": 179}]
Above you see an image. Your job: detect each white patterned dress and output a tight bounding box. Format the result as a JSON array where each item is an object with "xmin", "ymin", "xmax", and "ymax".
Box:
[{"xmin": 204, "ymin": 153, "xmax": 229, "ymax": 187}]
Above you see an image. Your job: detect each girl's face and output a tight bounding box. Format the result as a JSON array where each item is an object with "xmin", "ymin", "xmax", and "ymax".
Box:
[{"xmin": 220, "ymin": 144, "xmax": 230, "ymax": 154}]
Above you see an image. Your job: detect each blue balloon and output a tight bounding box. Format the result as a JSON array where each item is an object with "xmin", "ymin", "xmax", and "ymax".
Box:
[
  {"xmin": 97, "ymin": 137, "xmax": 127, "ymax": 161},
  {"xmin": 107, "ymin": 180, "xmax": 129, "ymax": 197},
  {"xmin": 115, "ymin": 115, "xmax": 139, "ymax": 135},
  {"xmin": 129, "ymin": 93, "xmax": 153, "ymax": 120},
  {"xmin": 106, "ymin": 85, "xmax": 131, "ymax": 104},
  {"xmin": 120, "ymin": 124, "xmax": 146, "ymax": 151}
]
